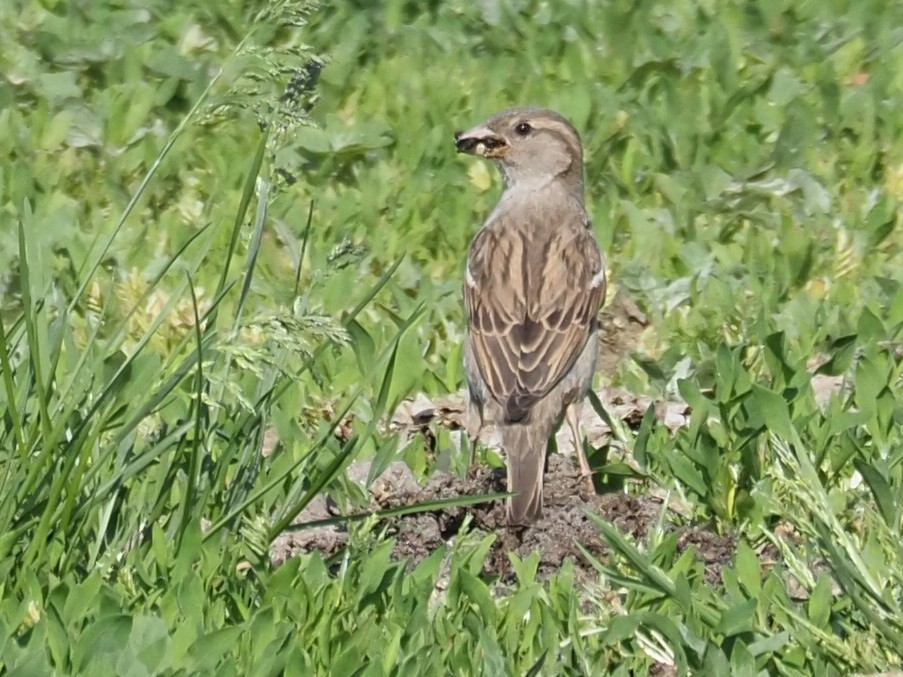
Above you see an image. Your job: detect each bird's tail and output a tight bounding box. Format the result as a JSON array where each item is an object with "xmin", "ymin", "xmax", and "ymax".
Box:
[{"xmin": 502, "ymin": 420, "xmax": 552, "ymax": 526}]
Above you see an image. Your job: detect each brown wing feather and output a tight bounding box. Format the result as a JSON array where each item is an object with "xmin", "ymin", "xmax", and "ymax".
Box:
[{"xmin": 465, "ymin": 209, "xmax": 605, "ymax": 423}]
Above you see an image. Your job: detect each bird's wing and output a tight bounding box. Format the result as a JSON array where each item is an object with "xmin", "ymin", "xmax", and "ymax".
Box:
[{"xmin": 464, "ymin": 208, "xmax": 606, "ymax": 422}]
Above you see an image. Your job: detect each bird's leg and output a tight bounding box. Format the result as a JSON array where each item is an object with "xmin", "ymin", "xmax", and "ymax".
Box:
[
  {"xmin": 566, "ymin": 402, "xmax": 592, "ymax": 480},
  {"xmin": 465, "ymin": 405, "xmax": 482, "ymax": 480},
  {"xmin": 465, "ymin": 437, "xmax": 480, "ymax": 481}
]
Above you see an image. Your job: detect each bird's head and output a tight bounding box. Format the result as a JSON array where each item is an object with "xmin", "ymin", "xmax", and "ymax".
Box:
[{"xmin": 454, "ymin": 107, "xmax": 583, "ymax": 188}]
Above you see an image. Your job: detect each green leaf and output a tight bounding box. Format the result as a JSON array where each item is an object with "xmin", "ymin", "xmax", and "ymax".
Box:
[
  {"xmin": 294, "ymin": 126, "xmax": 332, "ymax": 154},
  {"xmin": 632, "ymin": 403, "xmax": 656, "ymax": 467},
  {"xmin": 602, "ymin": 615, "xmax": 642, "ymax": 645},
  {"xmin": 853, "ymin": 459, "xmax": 895, "ymax": 527},
  {"xmin": 735, "ymin": 541, "xmax": 761, "ymax": 598},
  {"xmin": 728, "ymin": 639, "xmax": 757, "ymax": 677},
  {"xmin": 715, "ymin": 598, "xmax": 757, "ymax": 636},
  {"xmin": 508, "ymin": 551, "xmax": 540, "ymax": 586},
  {"xmin": 347, "ymin": 319, "xmax": 376, "ymax": 372},
  {"xmin": 750, "ymin": 384, "xmax": 793, "ymax": 439},
  {"xmin": 72, "ymin": 614, "xmax": 132, "ymax": 673},
  {"xmin": 677, "ymin": 378, "xmax": 711, "ymax": 413},
  {"xmin": 807, "ymin": 575, "xmax": 833, "ymax": 629},
  {"xmin": 746, "ymin": 630, "xmax": 789, "ymax": 657},
  {"xmin": 856, "ymin": 307, "xmax": 886, "ymax": 342},
  {"xmin": 359, "ymin": 540, "xmax": 396, "ymax": 599},
  {"xmin": 715, "ymin": 343, "xmax": 738, "ymax": 399},
  {"xmin": 185, "ymin": 627, "xmax": 244, "ymax": 672},
  {"xmin": 62, "ymin": 571, "xmax": 103, "ymax": 624},
  {"xmin": 36, "ymin": 71, "xmax": 82, "ymax": 102},
  {"xmin": 127, "ymin": 615, "xmax": 172, "ymax": 673},
  {"xmin": 853, "ymin": 356, "xmax": 886, "ymax": 414},
  {"xmin": 666, "ymin": 450, "xmax": 709, "ymax": 498},
  {"xmin": 458, "ymin": 569, "xmax": 497, "ymax": 626}
]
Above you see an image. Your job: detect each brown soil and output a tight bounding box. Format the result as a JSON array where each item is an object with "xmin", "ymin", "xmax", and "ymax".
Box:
[{"xmin": 272, "ymin": 454, "xmax": 736, "ymax": 585}]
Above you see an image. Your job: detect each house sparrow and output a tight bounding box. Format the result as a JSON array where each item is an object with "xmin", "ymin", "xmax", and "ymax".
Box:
[{"xmin": 454, "ymin": 107, "xmax": 607, "ymax": 525}]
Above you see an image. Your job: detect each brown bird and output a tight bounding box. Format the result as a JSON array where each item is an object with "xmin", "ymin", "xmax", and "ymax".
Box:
[{"xmin": 454, "ymin": 107, "xmax": 607, "ymax": 525}]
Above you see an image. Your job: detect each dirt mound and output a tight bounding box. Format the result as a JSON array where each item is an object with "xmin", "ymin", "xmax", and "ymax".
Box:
[{"xmin": 272, "ymin": 454, "xmax": 735, "ymax": 584}]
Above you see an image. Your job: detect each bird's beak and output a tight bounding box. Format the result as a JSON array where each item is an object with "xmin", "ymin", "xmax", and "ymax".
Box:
[{"xmin": 454, "ymin": 125, "xmax": 506, "ymax": 157}]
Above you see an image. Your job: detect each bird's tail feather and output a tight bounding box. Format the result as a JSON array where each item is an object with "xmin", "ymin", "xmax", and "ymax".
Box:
[{"xmin": 503, "ymin": 422, "xmax": 550, "ymax": 525}]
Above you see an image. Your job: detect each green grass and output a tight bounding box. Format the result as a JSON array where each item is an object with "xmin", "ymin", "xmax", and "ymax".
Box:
[{"xmin": 2, "ymin": 0, "xmax": 903, "ymax": 674}]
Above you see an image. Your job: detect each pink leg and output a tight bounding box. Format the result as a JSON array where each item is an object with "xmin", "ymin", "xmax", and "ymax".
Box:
[{"xmin": 566, "ymin": 403, "xmax": 591, "ymax": 479}]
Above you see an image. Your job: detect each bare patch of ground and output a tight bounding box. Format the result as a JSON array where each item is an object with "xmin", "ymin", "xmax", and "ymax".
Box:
[{"xmin": 272, "ymin": 453, "xmax": 736, "ymax": 585}]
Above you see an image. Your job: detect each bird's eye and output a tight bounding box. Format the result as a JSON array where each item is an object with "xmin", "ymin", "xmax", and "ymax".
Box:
[{"xmin": 514, "ymin": 121, "xmax": 532, "ymax": 136}]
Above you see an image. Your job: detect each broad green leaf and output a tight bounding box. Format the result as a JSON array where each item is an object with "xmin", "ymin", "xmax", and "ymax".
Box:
[
  {"xmin": 750, "ymin": 385, "xmax": 793, "ymax": 439},
  {"xmin": 735, "ymin": 541, "xmax": 761, "ymax": 598},
  {"xmin": 632, "ymin": 403, "xmax": 656, "ymax": 468},
  {"xmin": 807, "ymin": 576, "xmax": 833, "ymax": 630},
  {"xmin": 853, "ymin": 459, "xmax": 895, "ymax": 527},
  {"xmin": 716, "ymin": 598, "xmax": 757, "ymax": 636},
  {"xmin": 185, "ymin": 627, "xmax": 244, "ymax": 672},
  {"xmin": 72, "ymin": 614, "xmax": 132, "ymax": 673},
  {"xmin": 728, "ymin": 638, "xmax": 758, "ymax": 677}
]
